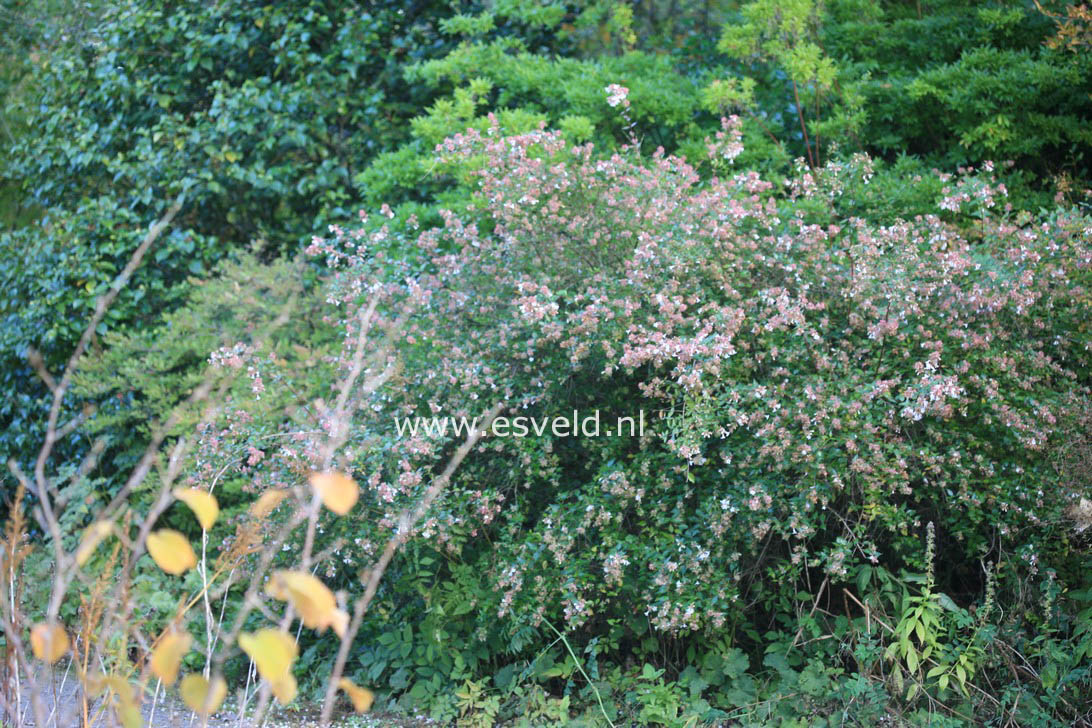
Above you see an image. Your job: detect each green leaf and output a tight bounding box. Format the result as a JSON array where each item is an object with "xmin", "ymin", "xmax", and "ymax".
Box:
[{"xmin": 722, "ymin": 648, "xmax": 749, "ymax": 680}]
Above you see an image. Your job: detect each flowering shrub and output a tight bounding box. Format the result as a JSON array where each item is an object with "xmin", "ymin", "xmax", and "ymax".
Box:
[{"xmin": 295, "ymin": 116, "xmax": 1092, "ymax": 719}]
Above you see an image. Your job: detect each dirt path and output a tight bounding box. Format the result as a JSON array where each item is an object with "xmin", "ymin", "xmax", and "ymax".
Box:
[{"xmin": 10, "ymin": 666, "xmax": 433, "ymax": 727}]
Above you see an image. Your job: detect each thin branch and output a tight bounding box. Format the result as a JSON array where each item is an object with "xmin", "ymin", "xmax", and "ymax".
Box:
[{"xmin": 319, "ymin": 401, "xmax": 502, "ymax": 725}]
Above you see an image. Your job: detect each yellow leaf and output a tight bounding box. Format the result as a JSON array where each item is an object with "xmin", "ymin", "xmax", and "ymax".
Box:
[
  {"xmin": 179, "ymin": 674, "xmax": 227, "ymax": 715},
  {"xmin": 309, "ymin": 472, "xmax": 358, "ymax": 515},
  {"xmin": 250, "ymin": 488, "xmax": 289, "ymax": 518},
  {"xmin": 150, "ymin": 629, "xmax": 193, "ymax": 685},
  {"xmin": 75, "ymin": 521, "xmax": 113, "ymax": 566},
  {"xmin": 330, "ymin": 608, "xmax": 349, "ymax": 638},
  {"xmin": 117, "ymin": 699, "xmax": 143, "ymax": 728},
  {"xmin": 87, "ymin": 672, "xmax": 140, "ymax": 727},
  {"xmin": 265, "ymin": 571, "xmax": 348, "ymax": 636},
  {"xmin": 30, "ymin": 622, "xmax": 68, "ymax": 663},
  {"xmin": 85, "ymin": 673, "xmax": 135, "ymax": 703},
  {"xmin": 271, "ymin": 674, "xmax": 298, "ymax": 704},
  {"xmin": 338, "ymin": 678, "xmax": 375, "ymax": 713},
  {"xmin": 238, "ymin": 628, "xmax": 297, "ymax": 695},
  {"xmin": 146, "ymin": 530, "xmax": 198, "ymax": 575},
  {"xmin": 173, "ymin": 488, "xmax": 219, "ymax": 531}
]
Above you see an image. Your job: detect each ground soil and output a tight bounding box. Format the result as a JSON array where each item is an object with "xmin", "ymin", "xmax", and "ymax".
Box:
[{"xmin": 9, "ymin": 665, "xmax": 433, "ymax": 727}]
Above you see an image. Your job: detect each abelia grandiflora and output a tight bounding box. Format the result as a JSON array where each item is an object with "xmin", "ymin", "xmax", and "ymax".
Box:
[{"xmin": 204, "ymin": 114, "xmax": 1090, "ymax": 637}]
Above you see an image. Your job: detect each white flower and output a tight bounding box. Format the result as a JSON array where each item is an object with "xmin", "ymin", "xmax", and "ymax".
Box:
[{"xmin": 605, "ymin": 84, "xmax": 629, "ymax": 108}]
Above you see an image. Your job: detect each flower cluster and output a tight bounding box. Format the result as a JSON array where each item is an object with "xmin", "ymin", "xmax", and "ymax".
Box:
[{"xmin": 604, "ymin": 83, "xmax": 630, "ymax": 108}]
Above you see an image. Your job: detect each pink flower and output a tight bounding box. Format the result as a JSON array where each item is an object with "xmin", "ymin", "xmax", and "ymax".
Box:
[{"xmin": 604, "ymin": 84, "xmax": 629, "ymax": 108}]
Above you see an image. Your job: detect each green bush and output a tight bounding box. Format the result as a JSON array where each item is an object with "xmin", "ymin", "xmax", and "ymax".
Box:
[
  {"xmin": 0, "ymin": 0, "xmax": 467, "ymax": 494},
  {"xmin": 231, "ymin": 121, "xmax": 1092, "ymax": 723}
]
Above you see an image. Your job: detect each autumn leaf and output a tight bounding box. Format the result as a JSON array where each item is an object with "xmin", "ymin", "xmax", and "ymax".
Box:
[
  {"xmin": 309, "ymin": 472, "xmax": 358, "ymax": 515},
  {"xmin": 239, "ymin": 628, "xmax": 297, "ymax": 677},
  {"xmin": 238, "ymin": 629, "xmax": 297, "ymax": 704},
  {"xmin": 251, "ymin": 488, "xmax": 289, "ymax": 518},
  {"xmin": 150, "ymin": 629, "xmax": 193, "ymax": 685},
  {"xmin": 117, "ymin": 700, "xmax": 143, "ymax": 728},
  {"xmin": 85, "ymin": 673, "xmax": 141, "ymax": 727},
  {"xmin": 265, "ymin": 570, "xmax": 348, "ymax": 636},
  {"xmin": 75, "ymin": 521, "xmax": 112, "ymax": 566},
  {"xmin": 179, "ymin": 674, "xmax": 227, "ymax": 715},
  {"xmin": 86, "ymin": 673, "xmax": 133, "ymax": 700},
  {"xmin": 329, "ymin": 608, "xmax": 349, "ymax": 638},
  {"xmin": 173, "ymin": 488, "xmax": 219, "ymax": 531},
  {"xmin": 271, "ymin": 674, "xmax": 298, "ymax": 704},
  {"xmin": 30, "ymin": 622, "xmax": 68, "ymax": 663},
  {"xmin": 146, "ymin": 529, "xmax": 198, "ymax": 575},
  {"xmin": 338, "ymin": 678, "xmax": 375, "ymax": 713}
]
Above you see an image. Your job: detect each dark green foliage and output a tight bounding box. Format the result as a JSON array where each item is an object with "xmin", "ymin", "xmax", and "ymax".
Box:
[
  {"xmin": 0, "ymin": 200, "xmax": 209, "ymax": 497},
  {"xmin": 0, "ymin": 0, "xmax": 469, "ymax": 491},
  {"xmin": 9, "ymin": 0, "xmax": 458, "ymax": 247}
]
